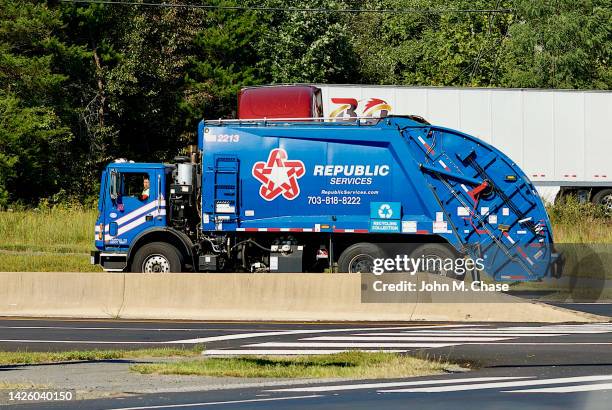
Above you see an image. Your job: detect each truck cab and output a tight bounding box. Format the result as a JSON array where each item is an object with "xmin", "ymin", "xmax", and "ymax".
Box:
[{"xmin": 92, "ymin": 162, "xmax": 173, "ymax": 271}]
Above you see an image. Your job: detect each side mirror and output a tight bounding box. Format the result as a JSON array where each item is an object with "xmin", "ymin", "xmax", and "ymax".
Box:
[{"xmin": 110, "ymin": 170, "xmax": 119, "ymax": 201}]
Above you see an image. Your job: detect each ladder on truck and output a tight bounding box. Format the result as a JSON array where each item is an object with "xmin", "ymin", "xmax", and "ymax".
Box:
[{"xmin": 211, "ymin": 155, "xmax": 240, "ymax": 230}]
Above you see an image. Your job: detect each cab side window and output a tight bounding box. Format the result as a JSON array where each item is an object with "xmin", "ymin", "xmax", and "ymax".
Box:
[{"xmin": 121, "ymin": 172, "xmax": 150, "ymax": 200}]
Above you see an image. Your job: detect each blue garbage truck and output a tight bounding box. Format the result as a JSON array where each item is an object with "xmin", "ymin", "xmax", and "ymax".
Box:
[{"xmin": 91, "ymin": 115, "xmax": 558, "ymax": 281}]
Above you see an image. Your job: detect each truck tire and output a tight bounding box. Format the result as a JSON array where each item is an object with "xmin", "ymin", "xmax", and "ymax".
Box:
[
  {"xmin": 409, "ymin": 243, "xmax": 462, "ymax": 279},
  {"xmin": 592, "ymin": 189, "xmax": 612, "ymax": 212},
  {"xmin": 131, "ymin": 242, "xmax": 182, "ymax": 273},
  {"xmin": 338, "ymin": 243, "xmax": 386, "ymax": 273}
]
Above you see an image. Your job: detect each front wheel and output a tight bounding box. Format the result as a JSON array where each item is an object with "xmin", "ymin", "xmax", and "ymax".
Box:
[{"xmin": 131, "ymin": 242, "xmax": 182, "ymax": 273}]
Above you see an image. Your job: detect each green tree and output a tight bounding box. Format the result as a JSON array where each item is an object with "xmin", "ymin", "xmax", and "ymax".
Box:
[
  {"xmin": 0, "ymin": 96, "xmax": 71, "ymax": 206},
  {"xmin": 181, "ymin": 1, "xmax": 269, "ymax": 130},
  {"xmin": 0, "ymin": 1, "xmax": 73, "ymax": 206},
  {"xmin": 257, "ymin": 0, "xmax": 358, "ymax": 83},
  {"xmin": 349, "ymin": 0, "xmax": 513, "ymax": 86},
  {"xmin": 498, "ymin": 0, "xmax": 611, "ymax": 89},
  {"xmin": 102, "ymin": 3, "xmax": 201, "ymax": 158}
]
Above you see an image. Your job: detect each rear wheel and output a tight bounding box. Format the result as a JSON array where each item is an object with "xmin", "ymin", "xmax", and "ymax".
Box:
[
  {"xmin": 131, "ymin": 242, "xmax": 182, "ymax": 273},
  {"xmin": 338, "ymin": 243, "xmax": 386, "ymax": 273},
  {"xmin": 592, "ymin": 189, "xmax": 612, "ymax": 213},
  {"xmin": 409, "ymin": 243, "xmax": 461, "ymax": 279}
]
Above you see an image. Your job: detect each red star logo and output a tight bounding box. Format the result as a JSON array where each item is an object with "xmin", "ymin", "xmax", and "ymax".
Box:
[{"xmin": 252, "ymin": 148, "xmax": 305, "ymax": 201}]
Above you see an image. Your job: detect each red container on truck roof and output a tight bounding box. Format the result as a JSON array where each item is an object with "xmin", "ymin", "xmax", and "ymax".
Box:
[{"xmin": 238, "ymin": 85, "xmax": 323, "ymax": 119}]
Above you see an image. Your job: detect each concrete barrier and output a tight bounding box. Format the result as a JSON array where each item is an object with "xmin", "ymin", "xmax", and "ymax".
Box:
[
  {"xmin": 0, "ymin": 272, "xmax": 125, "ymax": 318},
  {"xmin": 0, "ymin": 272, "xmax": 606, "ymax": 322}
]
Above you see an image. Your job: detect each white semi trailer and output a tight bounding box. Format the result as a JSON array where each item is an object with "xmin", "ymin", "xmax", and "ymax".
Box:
[{"xmin": 316, "ymin": 85, "xmax": 612, "ymax": 207}]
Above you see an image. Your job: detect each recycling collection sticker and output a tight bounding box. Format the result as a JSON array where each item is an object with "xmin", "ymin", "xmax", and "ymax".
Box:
[
  {"xmin": 370, "ymin": 202, "xmax": 401, "ymax": 220},
  {"xmin": 370, "ymin": 201, "xmax": 402, "ymax": 232}
]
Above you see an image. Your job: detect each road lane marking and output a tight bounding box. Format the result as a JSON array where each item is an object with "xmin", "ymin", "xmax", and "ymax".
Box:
[
  {"xmin": 375, "ymin": 325, "xmax": 490, "ymax": 329},
  {"xmin": 106, "ymin": 394, "xmax": 324, "ymax": 410},
  {"xmin": 504, "ymin": 382, "xmax": 612, "ymax": 393},
  {"xmin": 2, "ymin": 323, "xmax": 607, "ymax": 348},
  {"xmin": 0, "ymin": 326, "xmax": 288, "ymax": 332},
  {"xmin": 0, "ymin": 339, "xmax": 176, "ymax": 344},
  {"xmin": 361, "ymin": 332, "xmax": 568, "ymax": 337},
  {"xmin": 0, "ymin": 325, "xmax": 498, "ymax": 346},
  {"xmin": 166, "ymin": 326, "xmax": 428, "ymax": 344},
  {"xmin": 411, "ymin": 329, "xmax": 610, "ymax": 334},
  {"xmin": 457, "ymin": 343, "xmax": 612, "ymax": 345},
  {"xmin": 246, "ymin": 342, "xmax": 460, "ymax": 348},
  {"xmin": 467, "ymin": 326, "xmax": 612, "ymax": 334},
  {"xmin": 267, "ymin": 377, "xmax": 531, "ymax": 392},
  {"xmin": 380, "ymin": 375, "xmax": 612, "ymax": 393},
  {"xmin": 303, "ymin": 336, "xmax": 513, "ymax": 342},
  {"xmin": 203, "ymin": 349, "xmax": 410, "ymax": 355}
]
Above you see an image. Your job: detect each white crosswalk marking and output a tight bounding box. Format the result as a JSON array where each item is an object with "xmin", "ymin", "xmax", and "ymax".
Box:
[
  {"xmin": 195, "ymin": 322, "xmax": 612, "ymax": 399},
  {"xmin": 410, "ymin": 329, "xmax": 610, "ymax": 334},
  {"xmin": 381, "ymin": 325, "xmax": 490, "ymax": 330},
  {"xmin": 246, "ymin": 342, "xmax": 460, "ymax": 348},
  {"xmin": 379, "ymin": 375, "xmax": 612, "ymax": 393},
  {"xmin": 303, "ymin": 336, "xmax": 513, "ymax": 342},
  {"xmin": 204, "ymin": 349, "xmax": 410, "ymax": 356},
  {"xmin": 362, "ymin": 332, "xmax": 568, "ymax": 337},
  {"xmin": 196, "ymin": 322, "xmax": 611, "ymax": 356},
  {"xmin": 167, "ymin": 326, "xmax": 414, "ymax": 344},
  {"xmin": 107, "ymin": 395, "xmax": 324, "ymax": 410},
  {"xmin": 504, "ymin": 382, "xmax": 612, "ymax": 393},
  {"xmin": 463, "ymin": 326, "xmax": 612, "ymax": 334},
  {"xmin": 446, "ymin": 342, "xmax": 612, "ymax": 346},
  {"xmin": 267, "ymin": 377, "xmax": 531, "ymax": 393}
]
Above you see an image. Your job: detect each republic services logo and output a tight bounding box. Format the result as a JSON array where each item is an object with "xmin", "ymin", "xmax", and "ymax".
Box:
[{"xmin": 252, "ymin": 148, "xmax": 305, "ymax": 201}]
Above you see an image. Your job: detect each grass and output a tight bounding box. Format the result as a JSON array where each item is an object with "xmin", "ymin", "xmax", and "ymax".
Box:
[
  {"xmin": 547, "ymin": 197, "xmax": 612, "ymax": 243},
  {"xmin": 0, "ymin": 346, "xmax": 203, "ymax": 366},
  {"xmin": 0, "ymin": 252, "xmax": 102, "ymax": 272},
  {"xmin": 130, "ymin": 351, "xmax": 453, "ymax": 379},
  {"xmin": 0, "ymin": 207, "xmax": 97, "ymax": 254},
  {"xmin": 553, "ymin": 223, "xmax": 612, "ymax": 243},
  {"xmin": 0, "ymin": 206, "xmax": 101, "ymax": 272}
]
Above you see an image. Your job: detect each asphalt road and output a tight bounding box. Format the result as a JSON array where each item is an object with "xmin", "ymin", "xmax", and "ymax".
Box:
[
  {"xmin": 1, "ymin": 317, "xmax": 611, "ymax": 409},
  {"xmin": 11, "ymin": 365, "xmax": 612, "ymax": 410},
  {"xmin": 0, "ymin": 301, "xmax": 608, "ymax": 352},
  {"xmin": 15, "ymin": 366, "xmax": 610, "ymax": 410},
  {"xmin": 0, "ymin": 319, "xmax": 445, "ymax": 352},
  {"xmin": 547, "ymin": 302, "xmax": 612, "ymax": 317}
]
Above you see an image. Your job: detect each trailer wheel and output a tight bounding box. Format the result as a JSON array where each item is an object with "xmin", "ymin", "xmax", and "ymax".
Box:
[
  {"xmin": 131, "ymin": 242, "xmax": 182, "ymax": 273},
  {"xmin": 592, "ymin": 189, "xmax": 612, "ymax": 213},
  {"xmin": 409, "ymin": 243, "xmax": 462, "ymax": 279},
  {"xmin": 338, "ymin": 243, "xmax": 385, "ymax": 273}
]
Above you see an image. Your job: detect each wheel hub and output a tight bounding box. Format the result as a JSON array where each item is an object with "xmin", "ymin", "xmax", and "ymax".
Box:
[
  {"xmin": 348, "ymin": 254, "xmax": 375, "ymax": 273},
  {"xmin": 142, "ymin": 255, "xmax": 171, "ymax": 273}
]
